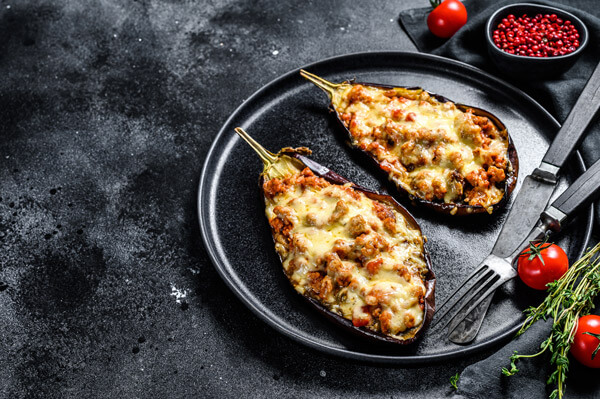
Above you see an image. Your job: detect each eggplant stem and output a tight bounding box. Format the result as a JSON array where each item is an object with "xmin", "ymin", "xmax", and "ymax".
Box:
[
  {"xmin": 234, "ymin": 127, "xmax": 277, "ymax": 167},
  {"xmin": 299, "ymin": 69, "xmax": 341, "ymax": 98}
]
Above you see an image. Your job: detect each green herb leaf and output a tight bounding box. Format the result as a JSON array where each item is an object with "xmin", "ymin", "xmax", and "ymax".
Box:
[
  {"xmin": 449, "ymin": 373, "xmax": 459, "ymax": 390},
  {"xmin": 502, "ymin": 351, "xmax": 520, "ymax": 376}
]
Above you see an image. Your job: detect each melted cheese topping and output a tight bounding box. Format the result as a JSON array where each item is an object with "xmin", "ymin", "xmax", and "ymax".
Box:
[
  {"xmin": 332, "ymin": 84, "xmax": 510, "ymax": 211},
  {"xmin": 263, "ymin": 163, "xmax": 428, "ymax": 340}
]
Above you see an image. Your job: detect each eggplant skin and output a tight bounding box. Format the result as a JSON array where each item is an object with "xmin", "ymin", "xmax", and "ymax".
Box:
[
  {"xmin": 320, "ymin": 78, "xmax": 519, "ymax": 216},
  {"xmin": 260, "ymin": 149, "xmax": 435, "ymax": 345}
]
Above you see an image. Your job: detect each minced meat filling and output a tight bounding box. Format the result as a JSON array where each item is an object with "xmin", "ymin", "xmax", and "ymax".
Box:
[
  {"xmin": 333, "ymin": 84, "xmax": 510, "ymax": 210},
  {"xmin": 264, "ymin": 166, "xmax": 428, "ymax": 338}
]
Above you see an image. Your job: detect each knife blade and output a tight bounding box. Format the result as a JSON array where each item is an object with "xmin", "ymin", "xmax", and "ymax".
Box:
[
  {"xmin": 448, "ymin": 60, "xmax": 600, "ymax": 344},
  {"xmin": 490, "ymin": 173, "xmax": 556, "ymax": 258}
]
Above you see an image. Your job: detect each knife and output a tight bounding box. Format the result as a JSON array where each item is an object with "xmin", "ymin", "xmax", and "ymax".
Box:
[
  {"xmin": 448, "ymin": 60, "xmax": 600, "ymax": 344},
  {"xmin": 447, "ymin": 155, "xmax": 600, "ymax": 340}
]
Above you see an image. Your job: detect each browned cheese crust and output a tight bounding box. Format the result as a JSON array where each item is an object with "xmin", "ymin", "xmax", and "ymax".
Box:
[
  {"xmin": 263, "ymin": 164, "xmax": 430, "ymax": 341},
  {"xmin": 332, "ymin": 84, "xmax": 513, "ymax": 214}
]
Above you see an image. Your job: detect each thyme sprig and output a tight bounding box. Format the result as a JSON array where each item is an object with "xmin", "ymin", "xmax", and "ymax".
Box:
[{"xmin": 501, "ymin": 242, "xmax": 600, "ymax": 399}]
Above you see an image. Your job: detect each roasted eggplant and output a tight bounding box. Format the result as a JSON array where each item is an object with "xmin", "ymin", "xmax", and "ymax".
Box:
[
  {"xmin": 300, "ymin": 70, "xmax": 519, "ymax": 216},
  {"xmin": 235, "ymin": 127, "xmax": 435, "ymax": 344}
]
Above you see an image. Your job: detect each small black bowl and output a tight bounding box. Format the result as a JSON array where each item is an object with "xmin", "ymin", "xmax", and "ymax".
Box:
[{"xmin": 485, "ymin": 3, "xmax": 588, "ymax": 79}]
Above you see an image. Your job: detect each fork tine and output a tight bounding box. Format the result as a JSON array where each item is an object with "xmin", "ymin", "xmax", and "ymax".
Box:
[
  {"xmin": 442, "ymin": 276, "xmax": 508, "ymax": 333},
  {"xmin": 432, "ymin": 265, "xmax": 494, "ymax": 325}
]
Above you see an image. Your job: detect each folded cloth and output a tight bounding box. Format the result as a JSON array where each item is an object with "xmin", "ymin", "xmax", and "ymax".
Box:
[
  {"xmin": 450, "ymin": 316, "xmax": 600, "ymax": 399},
  {"xmin": 453, "ymin": 320, "xmax": 552, "ymax": 399},
  {"xmin": 400, "ymin": 2, "xmax": 600, "ymax": 398},
  {"xmin": 400, "ymin": 0, "xmax": 600, "ymax": 225}
]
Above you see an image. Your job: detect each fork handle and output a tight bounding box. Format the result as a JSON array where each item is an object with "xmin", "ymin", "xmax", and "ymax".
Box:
[
  {"xmin": 542, "ymin": 157, "xmax": 600, "ymax": 231},
  {"xmin": 542, "ymin": 61, "xmax": 600, "ymax": 172}
]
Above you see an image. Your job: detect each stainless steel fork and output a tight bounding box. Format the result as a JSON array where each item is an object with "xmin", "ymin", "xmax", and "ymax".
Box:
[
  {"xmin": 432, "ymin": 228, "xmax": 539, "ymax": 333},
  {"xmin": 433, "ymin": 156, "xmax": 600, "ymax": 334}
]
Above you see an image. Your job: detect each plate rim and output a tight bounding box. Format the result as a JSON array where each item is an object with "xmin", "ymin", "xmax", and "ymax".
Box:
[{"xmin": 197, "ymin": 51, "xmax": 594, "ymax": 364}]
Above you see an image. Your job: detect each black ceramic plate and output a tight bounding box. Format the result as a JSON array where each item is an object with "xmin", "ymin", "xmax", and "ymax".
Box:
[{"xmin": 198, "ymin": 52, "xmax": 593, "ymax": 364}]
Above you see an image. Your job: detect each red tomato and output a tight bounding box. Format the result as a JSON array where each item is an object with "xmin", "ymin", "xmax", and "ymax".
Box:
[
  {"xmin": 427, "ymin": 0, "xmax": 468, "ymax": 38},
  {"xmin": 517, "ymin": 242, "xmax": 568, "ymax": 290},
  {"xmin": 570, "ymin": 315, "xmax": 600, "ymax": 368}
]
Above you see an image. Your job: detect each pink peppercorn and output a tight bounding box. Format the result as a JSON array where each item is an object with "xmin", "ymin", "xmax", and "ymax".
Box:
[{"xmin": 493, "ymin": 13, "xmax": 580, "ymax": 57}]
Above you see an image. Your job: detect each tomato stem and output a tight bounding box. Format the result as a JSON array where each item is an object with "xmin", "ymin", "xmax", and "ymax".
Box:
[
  {"xmin": 520, "ymin": 233, "xmax": 553, "ymax": 265},
  {"xmin": 429, "ymin": 0, "xmax": 442, "ymax": 8},
  {"xmin": 583, "ymin": 332, "xmax": 600, "ymax": 359}
]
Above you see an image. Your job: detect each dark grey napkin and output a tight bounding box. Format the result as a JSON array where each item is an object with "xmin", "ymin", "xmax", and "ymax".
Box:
[
  {"xmin": 400, "ymin": 2, "xmax": 600, "ymax": 398},
  {"xmin": 400, "ymin": 0, "xmax": 600, "ymax": 226},
  {"xmin": 450, "ymin": 317, "xmax": 600, "ymax": 399}
]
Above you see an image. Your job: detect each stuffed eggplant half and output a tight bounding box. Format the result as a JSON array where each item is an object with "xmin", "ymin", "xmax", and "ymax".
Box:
[
  {"xmin": 235, "ymin": 127, "xmax": 434, "ymax": 344},
  {"xmin": 300, "ymin": 70, "xmax": 518, "ymax": 216}
]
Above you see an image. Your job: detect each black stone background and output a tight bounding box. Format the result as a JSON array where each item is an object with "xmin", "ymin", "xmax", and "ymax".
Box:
[{"xmin": 0, "ymin": 1, "xmax": 597, "ymax": 398}]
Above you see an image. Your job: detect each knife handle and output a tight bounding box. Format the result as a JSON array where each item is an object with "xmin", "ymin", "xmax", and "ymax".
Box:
[
  {"xmin": 541, "ymin": 157, "xmax": 600, "ymax": 231},
  {"xmin": 542, "ymin": 61, "xmax": 600, "ymax": 171}
]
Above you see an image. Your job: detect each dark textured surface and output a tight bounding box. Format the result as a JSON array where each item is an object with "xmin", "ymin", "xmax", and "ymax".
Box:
[{"xmin": 0, "ymin": 1, "xmax": 597, "ymax": 398}]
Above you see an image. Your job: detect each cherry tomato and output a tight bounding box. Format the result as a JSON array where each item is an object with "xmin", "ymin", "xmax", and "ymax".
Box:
[
  {"xmin": 427, "ymin": 0, "xmax": 468, "ymax": 39},
  {"xmin": 517, "ymin": 241, "xmax": 568, "ymax": 290},
  {"xmin": 570, "ymin": 315, "xmax": 600, "ymax": 368}
]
